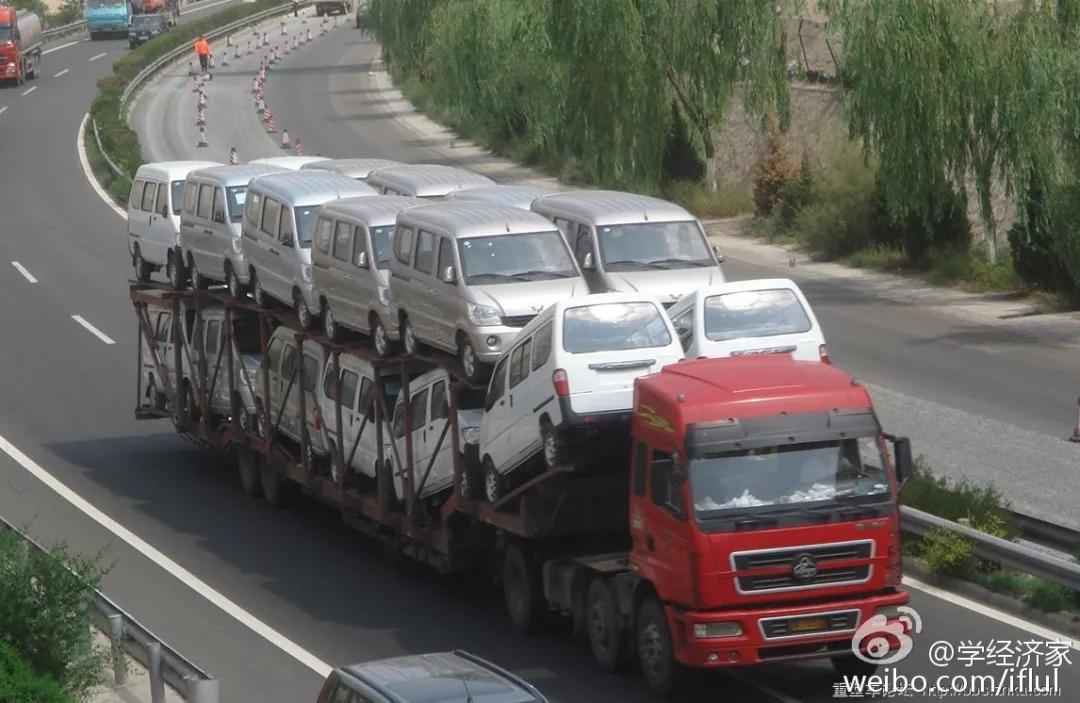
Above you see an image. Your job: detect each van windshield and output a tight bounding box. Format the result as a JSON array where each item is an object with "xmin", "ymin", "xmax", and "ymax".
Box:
[
  {"xmin": 295, "ymin": 207, "xmax": 319, "ymax": 246},
  {"xmin": 170, "ymin": 181, "xmax": 184, "ymax": 215},
  {"xmin": 705, "ymin": 289, "xmax": 811, "ymax": 341},
  {"xmin": 226, "ymin": 186, "xmax": 247, "ymax": 222},
  {"xmin": 597, "ymin": 220, "xmax": 713, "ymax": 271},
  {"xmin": 458, "ymin": 231, "xmax": 576, "ymax": 284},
  {"xmin": 371, "ymin": 225, "xmax": 393, "ymax": 269},
  {"xmin": 562, "ymin": 301, "xmax": 671, "ymax": 353}
]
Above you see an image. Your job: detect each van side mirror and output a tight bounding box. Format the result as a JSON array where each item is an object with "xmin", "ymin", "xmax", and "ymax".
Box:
[
  {"xmin": 281, "ymin": 234, "xmax": 294, "ymax": 247},
  {"xmin": 712, "ymin": 244, "xmax": 725, "ymax": 264},
  {"xmin": 582, "ymin": 252, "xmax": 594, "ymax": 271},
  {"xmin": 355, "ymin": 251, "xmax": 368, "ymax": 268},
  {"xmin": 441, "ymin": 265, "xmax": 457, "ymax": 284},
  {"xmin": 889, "ymin": 435, "xmax": 912, "ymax": 489},
  {"xmin": 213, "ymin": 210, "xmax": 226, "ymax": 224}
]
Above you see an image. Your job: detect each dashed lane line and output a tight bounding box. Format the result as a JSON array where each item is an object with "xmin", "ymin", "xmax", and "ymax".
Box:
[
  {"xmin": 71, "ymin": 315, "xmax": 116, "ymax": 345},
  {"xmin": 42, "ymin": 40, "xmax": 79, "ymax": 55},
  {"xmin": 88, "ymin": 52, "xmax": 107, "ymax": 62},
  {"xmin": 21, "ymin": 86, "xmax": 36, "ymax": 96},
  {"xmin": 11, "ymin": 262, "xmax": 37, "ymax": 284},
  {"xmin": 54, "ymin": 69, "xmax": 70, "ymax": 78}
]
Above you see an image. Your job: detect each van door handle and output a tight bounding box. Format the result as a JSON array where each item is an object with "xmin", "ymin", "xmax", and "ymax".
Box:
[
  {"xmin": 269, "ymin": 248, "xmax": 280, "ymax": 256},
  {"xmin": 204, "ymin": 229, "xmax": 214, "ymax": 236}
]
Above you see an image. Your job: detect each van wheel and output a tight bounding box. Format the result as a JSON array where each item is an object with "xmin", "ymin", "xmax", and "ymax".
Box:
[
  {"xmin": 587, "ymin": 578, "xmax": 630, "ymax": 672},
  {"xmin": 459, "ymin": 337, "xmax": 481, "ymax": 384},
  {"xmin": 168, "ymin": 251, "xmax": 186, "ymax": 290},
  {"xmin": 541, "ymin": 421, "xmax": 564, "ymax": 470},
  {"xmin": 637, "ymin": 597, "xmax": 682, "ymax": 697},
  {"xmin": 502, "ymin": 541, "xmax": 545, "ymax": 633},
  {"xmin": 133, "ymin": 246, "xmax": 152, "ymax": 283},
  {"xmin": 323, "ymin": 303, "xmax": 343, "ymax": 343},
  {"xmin": 294, "ymin": 291, "xmax": 315, "ymax": 329},
  {"xmin": 251, "ymin": 271, "xmax": 270, "ymax": 307},
  {"xmin": 226, "ymin": 264, "xmax": 244, "ymax": 299},
  {"xmin": 372, "ymin": 318, "xmax": 395, "ymax": 357},
  {"xmin": 237, "ymin": 447, "xmax": 263, "ymax": 498},
  {"xmin": 400, "ymin": 315, "xmax": 418, "ymax": 355},
  {"xmin": 190, "ymin": 257, "xmax": 209, "ymax": 290},
  {"xmin": 483, "ymin": 457, "xmax": 504, "ymax": 504}
]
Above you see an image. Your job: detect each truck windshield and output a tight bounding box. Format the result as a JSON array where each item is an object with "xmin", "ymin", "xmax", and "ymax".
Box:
[
  {"xmin": 458, "ymin": 232, "xmax": 577, "ymax": 284},
  {"xmin": 705, "ymin": 288, "xmax": 811, "ymax": 341},
  {"xmin": 690, "ymin": 437, "xmax": 890, "ymax": 520},
  {"xmin": 0, "ymin": 25, "xmax": 11, "ymax": 42},
  {"xmin": 562, "ymin": 302, "xmax": 671, "ymax": 353},
  {"xmin": 86, "ymin": 0, "xmax": 126, "ymax": 7},
  {"xmin": 226, "ymin": 187, "xmax": 247, "ymax": 222},
  {"xmin": 597, "ymin": 221, "xmax": 713, "ymax": 272},
  {"xmin": 370, "ymin": 225, "xmax": 393, "ymax": 269}
]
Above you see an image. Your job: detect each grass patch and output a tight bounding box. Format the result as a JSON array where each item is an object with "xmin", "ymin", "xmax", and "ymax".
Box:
[
  {"xmin": 926, "ymin": 247, "xmax": 1023, "ymax": 292},
  {"xmin": 901, "ymin": 458, "xmax": 1017, "ymax": 538},
  {"xmin": 842, "ymin": 245, "xmax": 911, "ymax": 272},
  {"xmin": 665, "ymin": 181, "xmax": 755, "ymax": 218}
]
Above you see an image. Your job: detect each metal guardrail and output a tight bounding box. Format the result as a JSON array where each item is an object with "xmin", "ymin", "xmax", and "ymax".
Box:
[
  {"xmin": 92, "ymin": 117, "xmax": 125, "ymax": 178},
  {"xmin": 901, "ymin": 505, "xmax": 1080, "ymax": 592},
  {"xmin": 43, "ymin": 19, "xmax": 88, "ymax": 42},
  {"xmin": 0, "ymin": 516, "xmax": 218, "ymax": 702}
]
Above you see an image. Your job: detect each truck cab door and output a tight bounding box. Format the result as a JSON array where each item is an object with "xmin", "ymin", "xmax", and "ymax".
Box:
[{"xmin": 633, "ymin": 447, "xmax": 697, "ymax": 606}]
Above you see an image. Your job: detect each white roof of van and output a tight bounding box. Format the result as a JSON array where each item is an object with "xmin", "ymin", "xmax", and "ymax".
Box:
[
  {"xmin": 319, "ymin": 195, "xmax": 424, "ymax": 227},
  {"xmin": 399, "ymin": 202, "xmax": 558, "ymax": 239},
  {"xmin": 301, "ymin": 158, "xmax": 403, "ymax": 179},
  {"xmin": 366, "ymin": 164, "xmax": 495, "ymax": 197},
  {"xmin": 533, "ymin": 189, "xmax": 695, "ymax": 226},
  {"xmin": 249, "ymin": 156, "xmax": 331, "ymax": 170},
  {"xmin": 188, "ymin": 163, "xmax": 286, "ymax": 186},
  {"xmin": 446, "ymin": 185, "xmax": 560, "ymax": 210},
  {"xmin": 248, "ymin": 171, "xmax": 377, "ymax": 206},
  {"xmin": 136, "ymin": 161, "xmax": 220, "ymax": 180}
]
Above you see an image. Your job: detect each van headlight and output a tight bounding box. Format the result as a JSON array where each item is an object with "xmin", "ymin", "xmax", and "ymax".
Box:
[
  {"xmin": 301, "ymin": 264, "xmax": 313, "ymax": 283},
  {"xmin": 461, "ymin": 426, "xmax": 480, "ymax": 445},
  {"xmin": 378, "ymin": 285, "xmax": 391, "ymax": 306},
  {"xmin": 467, "ymin": 303, "xmax": 501, "ymax": 326}
]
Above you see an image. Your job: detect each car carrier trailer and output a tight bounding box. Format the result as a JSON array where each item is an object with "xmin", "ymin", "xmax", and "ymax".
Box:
[{"xmin": 130, "ymin": 281, "xmax": 914, "ymax": 696}]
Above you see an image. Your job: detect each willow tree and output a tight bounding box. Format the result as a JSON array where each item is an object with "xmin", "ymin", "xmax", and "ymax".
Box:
[
  {"xmin": 826, "ymin": 0, "xmax": 1067, "ymax": 263},
  {"xmin": 643, "ymin": 0, "xmax": 790, "ymax": 192}
]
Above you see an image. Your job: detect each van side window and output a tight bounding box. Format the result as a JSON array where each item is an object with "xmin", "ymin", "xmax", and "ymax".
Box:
[
  {"xmin": 267, "ymin": 338, "xmax": 283, "ymax": 374},
  {"xmin": 334, "ymin": 222, "xmax": 353, "ymax": 262},
  {"xmin": 650, "ymin": 450, "xmax": 685, "ymax": 517},
  {"xmin": 672, "ymin": 309, "xmax": 694, "ymax": 352},
  {"xmin": 509, "ymin": 339, "xmax": 532, "ymax": 388},
  {"xmin": 130, "ymin": 180, "xmax": 145, "ymax": 208},
  {"xmin": 212, "ymin": 188, "xmax": 226, "ymax": 222},
  {"xmin": 154, "ymin": 312, "xmax": 171, "ymax": 344},
  {"xmin": 340, "ymin": 370, "xmax": 359, "ymax": 407},
  {"xmin": 279, "ymin": 208, "xmax": 295, "ymax": 245},
  {"xmin": 410, "ymin": 387, "xmax": 429, "ymax": 430},
  {"xmin": 302, "ymin": 354, "xmax": 318, "ymax": 393},
  {"xmin": 315, "ymin": 217, "xmax": 333, "ymax": 255},
  {"xmin": 183, "ymin": 182, "xmax": 198, "ymax": 214},
  {"xmin": 394, "ymin": 226, "xmax": 414, "ymax": 264},
  {"xmin": 280, "ymin": 344, "xmax": 297, "ymax": 381},
  {"xmin": 261, "ymin": 199, "xmax": 281, "ymax": 237},
  {"xmin": 414, "ymin": 230, "xmax": 435, "ymax": 274},
  {"xmin": 141, "ymin": 181, "xmax": 158, "ymax": 212},
  {"xmin": 197, "ymin": 184, "xmax": 214, "ymax": 220},
  {"xmin": 245, "ymin": 191, "xmax": 262, "ymax": 228},
  {"xmin": 633, "ymin": 442, "xmax": 648, "ymax": 496},
  {"xmin": 485, "ymin": 358, "xmax": 508, "ymax": 411},
  {"xmin": 437, "ymin": 237, "xmax": 455, "ymax": 280},
  {"xmin": 357, "ymin": 377, "xmax": 374, "ymax": 413},
  {"xmin": 531, "ymin": 323, "xmax": 552, "ymax": 371},
  {"xmin": 574, "ymin": 225, "xmax": 592, "ymax": 265},
  {"xmin": 322, "ymin": 365, "xmax": 337, "ymax": 400},
  {"xmin": 430, "ymin": 380, "xmax": 448, "ymax": 420},
  {"xmin": 156, "ymin": 183, "xmax": 169, "ymax": 217},
  {"xmin": 205, "ymin": 320, "xmax": 221, "ymax": 355}
]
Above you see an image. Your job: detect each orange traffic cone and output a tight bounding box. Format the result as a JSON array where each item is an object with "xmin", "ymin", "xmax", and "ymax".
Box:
[
  {"xmin": 196, "ymin": 106, "xmax": 205, "ymax": 126},
  {"xmin": 197, "ymin": 126, "xmax": 209, "ymax": 148},
  {"xmin": 265, "ymin": 116, "xmax": 277, "ymax": 133},
  {"xmin": 280, "ymin": 129, "xmax": 291, "ymax": 150}
]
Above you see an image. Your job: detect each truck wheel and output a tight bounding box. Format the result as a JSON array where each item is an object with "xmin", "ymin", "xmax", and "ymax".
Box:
[
  {"xmin": 502, "ymin": 542, "xmax": 545, "ymax": 633},
  {"xmin": 237, "ymin": 446, "xmax": 263, "ymax": 498},
  {"xmin": 587, "ymin": 578, "xmax": 630, "ymax": 672},
  {"xmin": 133, "ymin": 246, "xmax": 153, "ymax": 282},
  {"xmin": 260, "ymin": 461, "xmax": 292, "ymax": 508},
  {"xmin": 190, "ymin": 256, "xmax": 209, "ymax": 290},
  {"xmin": 294, "ymin": 290, "xmax": 316, "ymax": 329},
  {"xmin": 831, "ymin": 654, "xmax": 879, "ymax": 678},
  {"xmin": 637, "ymin": 597, "xmax": 681, "ymax": 697}
]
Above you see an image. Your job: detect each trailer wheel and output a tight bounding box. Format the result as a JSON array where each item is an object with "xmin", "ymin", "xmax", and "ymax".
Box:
[
  {"xmin": 237, "ymin": 447, "xmax": 263, "ymax": 498},
  {"xmin": 502, "ymin": 541, "xmax": 545, "ymax": 633},
  {"xmin": 830, "ymin": 654, "xmax": 879, "ymax": 678},
  {"xmin": 587, "ymin": 578, "xmax": 630, "ymax": 672},
  {"xmin": 260, "ymin": 462, "xmax": 292, "ymax": 508},
  {"xmin": 636, "ymin": 597, "xmax": 681, "ymax": 697}
]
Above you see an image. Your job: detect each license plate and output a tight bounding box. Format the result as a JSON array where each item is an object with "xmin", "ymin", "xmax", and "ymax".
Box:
[{"xmin": 790, "ymin": 617, "xmax": 827, "ymax": 633}]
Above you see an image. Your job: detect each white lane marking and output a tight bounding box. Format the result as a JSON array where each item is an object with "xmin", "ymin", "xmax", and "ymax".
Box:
[
  {"xmin": 904, "ymin": 576, "xmax": 1080, "ymax": 649},
  {"xmin": 54, "ymin": 69, "xmax": 70, "ymax": 78},
  {"xmin": 42, "ymin": 40, "xmax": 79, "ymax": 55},
  {"xmin": 21, "ymin": 86, "xmax": 36, "ymax": 96},
  {"xmin": 0, "ymin": 432, "xmax": 334, "ymax": 678},
  {"xmin": 0, "ymin": 106, "xmax": 7, "ymax": 116},
  {"xmin": 11, "ymin": 262, "xmax": 37, "ymax": 284},
  {"xmin": 181, "ymin": 0, "xmax": 237, "ymax": 16},
  {"xmin": 76, "ymin": 113, "xmax": 128, "ymax": 220},
  {"xmin": 71, "ymin": 315, "xmax": 116, "ymax": 345},
  {"xmin": 89, "ymin": 52, "xmax": 108, "ymax": 62}
]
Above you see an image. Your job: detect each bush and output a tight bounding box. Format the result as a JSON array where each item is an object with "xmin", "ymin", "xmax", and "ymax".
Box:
[
  {"xmin": 920, "ymin": 528, "xmax": 978, "ymax": 578},
  {"xmin": 926, "ymin": 247, "xmax": 1021, "ymax": 291},
  {"xmin": 0, "ymin": 640, "xmax": 68, "ymax": 703},
  {"xmin": 901, "ymin": 459, "xmax": 1017, "ymax": 538},
  {"xmin": 1026, "ymin": 579, "xmax": 1073, "ymax": 613},
  {"xmin": 0, "ymin": 530, "xmax": 104, "ymax": 700},
  {"xmin": 751, "ymin": 115, "xmax": 800, "ymax": 217},
  {"xmin": 980, "ymin": 569, "xmax": 1028, "ymax": 597},
  {"xmin": 842, "ymin": 245, "xmax": 910, "ymax": 271},
  {"xmin": 665, "ymin": 181, "xmax": 754, "ymax": 218}
]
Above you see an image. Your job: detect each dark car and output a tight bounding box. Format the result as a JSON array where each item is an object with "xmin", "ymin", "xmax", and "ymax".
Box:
[
  {"xmin": 128, "ymin": 14, "xmax": 167, "ymax": 49},
  {"xmin": 317, "ymin": 651, "xmax": 548, "ymax": 703}
]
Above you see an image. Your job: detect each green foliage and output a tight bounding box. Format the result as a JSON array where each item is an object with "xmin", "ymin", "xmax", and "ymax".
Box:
[
  {"xmin": 926, "ymin": 247, "xmax": 1021, "ymax": 292},
  {"xmin": 790, "ymin": 137, "xmax": 877, "ymax": 258},
  {"xmin": 0, "ymin": 531, "xmax": 103, "ymax": 700},
  {"xmin": 842, "ymin": 245, "xmax": 910, "ymax": 272},
  {"xmin": 50, "ymin": 0, "xmax": 83, "ymax": 26},
  {"xmin": 1026, "ymin": 579, "xmax": 1073, "ymax": 613},
  {"xmin": 901, "ymin": 458, "xmax": 1017, "ymax": 539},
  {"xmin": 664, "ymin": 181, "xmax": 753, "ymax": 219},
  {"xmin": 0, "ymin": 640, "xmax": 69, "ymax": 703},
  {"xmin": 90, "ymin": 0, "xmax": 286, "ymax": 203},
  {"xmin": 920, "ymin": 528, "xmax": 978, "ymax": 578},
  {"xmin": 980, "ymin": 569, "xmax": 1028, "ymax": 598}
]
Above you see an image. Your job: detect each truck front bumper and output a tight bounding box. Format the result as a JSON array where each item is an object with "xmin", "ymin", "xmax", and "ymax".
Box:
[{"xmin": 668, "ymin": 589, "xmax": 910, "ymax": 668}]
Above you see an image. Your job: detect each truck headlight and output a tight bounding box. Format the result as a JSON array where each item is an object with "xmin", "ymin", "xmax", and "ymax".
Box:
[
  {"xmin": 467, "ymin": 303, "xmax": 501, "ymax": 326},
  {"xmin": 301, "ymin": 264, "xmax": 313, "ymax": 283},
  {"xmin": 693, "ymin": 622, "xmax": 742, "ymax": 639},
  {"xmin": 377, "ymin": 284, "xmax": 391, "ymax": 306}
]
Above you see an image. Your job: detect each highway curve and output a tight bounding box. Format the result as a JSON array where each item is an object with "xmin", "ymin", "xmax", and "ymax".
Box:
[{"xmin": 0, "ymin": 9, "xmax": 1075, "ymax": 703}]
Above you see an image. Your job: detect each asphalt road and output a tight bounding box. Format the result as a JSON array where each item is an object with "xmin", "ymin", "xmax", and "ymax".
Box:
[{"xmin": 0, "ymin": 10, "xmax": 1077, "ymax": 703}]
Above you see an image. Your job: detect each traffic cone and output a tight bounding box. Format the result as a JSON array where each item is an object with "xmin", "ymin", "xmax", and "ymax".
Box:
[
  {"xmin": 188, "ymin": 60, "xmax": 196, "ymax": 76},
  {"xmin": 226, "ymin": 34, "xmax": 233, "ymax": 48},
  {"xmin": 1070, "ymin": 398, "xmax": 1080, "ymax": 442},
  {"xmin": 293, "ymin": 35, "xmax": 298, "ymax": 50},
  {"xmin": 247, "ymin": 39, "xmax": 253, "ymax": 56},
  {"xmin": 293, "ymin": 139, "xmax": 303, "ymax": 156},
  {"xmin": 229, "ymin": 147, "xmax": 239, "ymax": 165},
  {"xmin": 209, "ymin": 54, "xmax": 216, "ymax": 69},
  {"xmin": 263, "ymin": 33, "xmax": 269, "ymax": 47},
  {"xmin": 197, "ymin": 126, "xmax": 209, "ymax": 148},
  {"xmin": 222, "ymin": 51, "xmax": 229, "ymax": 67},
  {"xmin": 252, "ymin": 77, "xmax": 259, "ymax": 93},
  {"xmin": 196, "ymin": 106, "xmax": 205, "ymax": 126},
  {"xmin": 198, "ymin": 91, "xmax": 207, "ymax": 108},
  {"xmin": 280, "ymin": 129, "xmax": 291, "ymax": 150},
  {"xmin": 306, "ymin": 28, "xmax": 311, "ymax": 42},
  {"xmin": 265, "ymin": 116, "xmax": 277, "ymax": 133},
  {"xmin": 191, "ymin": 77, "xmax": 200, "ymax": 93},
  {"xmin": 234, "ymin": 44, "xmax": 242, "ymax": 59},
  {"xmin": 281, "ymin": 20, "xmax": 287, "ymax": 36}
]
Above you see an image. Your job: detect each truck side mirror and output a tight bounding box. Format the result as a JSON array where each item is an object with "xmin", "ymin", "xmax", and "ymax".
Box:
[
  {"xmin": 441, "ymin": 265, "xmax": 457, "ymax": 284},
  {"xmin": 712, "ymin": 244, "xmax": 725, "ymax": 264},
  {"xmin": 355, "ymin": 251, "xmax": 368, "ymax": 268},
  {"xmin": 890, "ymin": 435, "xmax": 912, "ymax": 489},
  {"xmin": 582, "ymin": 252, "xmax": 594, "ymax": 271}
]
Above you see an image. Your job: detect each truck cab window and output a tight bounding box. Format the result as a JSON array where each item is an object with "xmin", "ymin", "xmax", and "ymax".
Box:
[{"xmin": 650, "ymin": 451, "xmax": 685, "ymax": 518}]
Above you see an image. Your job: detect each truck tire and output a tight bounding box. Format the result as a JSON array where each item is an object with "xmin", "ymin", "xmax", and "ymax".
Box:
[
  {"xmin": 636, "ymin": 597, "xmax": 681, "ymax": 697},
  {"xmin": 587, "ymin": 578, "xmax": 630, "ymax": 672},
  {"xmin": 502, "ymin": 541, "xmax": 545, "ymax": 633},
  {"xmin": 237, "ymin": 446, "xmax": 263, "ymax": 498},
  {"xmin": 831, "ymin": 654, "xmax": 879, "ymax": 678},
  {"xmin": 226, "ymin": 263, "xmax": 244, "ymax": 299}
]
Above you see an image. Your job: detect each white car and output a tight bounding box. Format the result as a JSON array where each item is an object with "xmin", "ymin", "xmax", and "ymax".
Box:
[
  {"xmin": 477, "ymin": 292, "xmax": 685, "ymax": 502},
  {"xmin": 666, "ymin": 278, "xmax": 828, "ymax": 362}
]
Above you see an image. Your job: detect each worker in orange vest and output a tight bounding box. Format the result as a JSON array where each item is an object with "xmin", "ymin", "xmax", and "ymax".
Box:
[{"xmin": 194, "ymin": 36, "xmax": 211, "ymax": 74}]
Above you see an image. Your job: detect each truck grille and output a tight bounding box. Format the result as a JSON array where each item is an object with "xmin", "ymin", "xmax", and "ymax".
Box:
[
  {"xmin": 501, "ymin": 314, "xmax": 535, "ymax": 328},
  {"xmin": 759, "ymin": 609, "xmax": 860, "ymax": 640},
  {"xmin": 731, "ymin": 540, "xmax": 873, "ymax": 594}
]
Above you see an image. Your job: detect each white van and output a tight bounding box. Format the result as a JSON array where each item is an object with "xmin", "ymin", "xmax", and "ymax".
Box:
[
  {"xmin": 446, "ymin": 185, "xmax": 559, "ymax": 210},
  {"xmin": 249, "ymin": 156, "xmax": 331, "ymax": 170},
  {"xmin": 128, "ymin": 161, "xmax": 219, "ymax": 286},
  {"xmin": 301, "ymin": 158, "xmax": 403, "ymax": 181},
  {"xmin": 139, "ymin": 302, "xmax": 191, "ymax": 412},
  {"xmin": 666, "ymin": 278, "xmax": 829, "ymax": 362},
  {"xmin": 259, "ymin": 325, "xmax": 329, "ymax": 462},
  {"xmin": 366, "ymin": 164, "xmax": 494, "ymax": 199},
  {"xmin": 242, "ymin": 171, "xmax": 377, "ymax": 328},
  {"xmin": 477, "ymin": 293, "xmax": 684, "ymax": 502}
]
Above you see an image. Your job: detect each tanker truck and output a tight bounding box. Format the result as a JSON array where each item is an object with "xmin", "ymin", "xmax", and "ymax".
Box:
[{"xmin": 0, "ymin": 7, "xmax": 42, "ymax": 86}]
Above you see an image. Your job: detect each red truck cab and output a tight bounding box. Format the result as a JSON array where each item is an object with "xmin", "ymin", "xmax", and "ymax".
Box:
[
  {"xmin": 623, "ymin": 356, "xmax": 910, "ymax": 691},
  {"xmin": 0, "ymin": 7, "xmax": 42, "ymax": 86}
]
